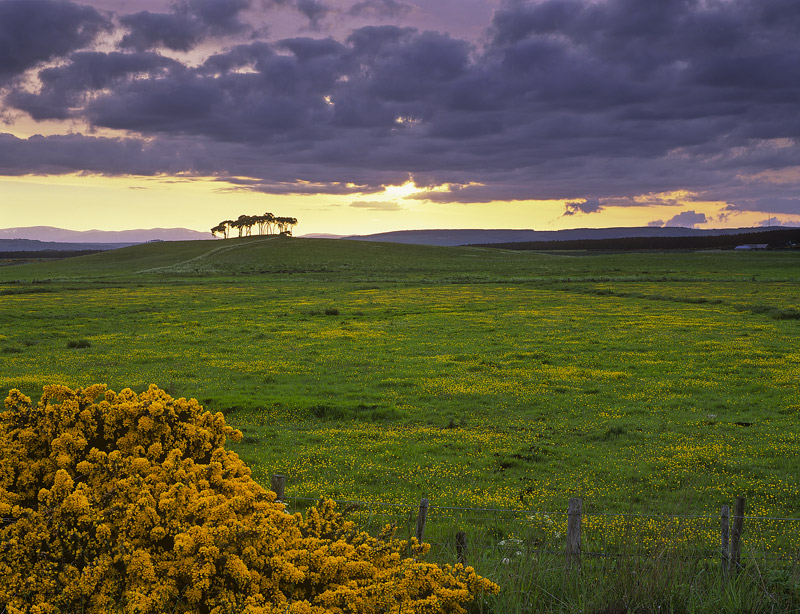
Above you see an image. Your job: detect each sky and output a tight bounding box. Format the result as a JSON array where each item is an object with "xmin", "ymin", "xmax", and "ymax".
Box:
[{"xmin": 1, "ymin": 0, "xmax": 799, "ymax": 236}]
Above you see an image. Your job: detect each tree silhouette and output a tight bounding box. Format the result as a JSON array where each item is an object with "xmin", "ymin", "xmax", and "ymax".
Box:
[
  {"xmin": 236, "ymin": 215, "xmax": 255, "ymax": 236},
  {"xmin": 221, "ymin": 220, "xmax": 234, "ymax": 239},
  {"xmin": 256, "ymin": 212, "xmax": 276, "ymax": 235},
  {"xmin": 212, "ymin": 213, "xmax": 296, "ymax": 239},
  {"xmin": 275, "ymin": 216, "xmax": 298, "ymax": 235},
  {"xmin": 210, "ymin": 223, "xmax": 226, "ymax": 238}
]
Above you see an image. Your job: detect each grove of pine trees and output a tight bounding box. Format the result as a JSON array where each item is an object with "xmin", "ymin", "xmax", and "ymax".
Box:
[{"xmin": 211, "ymin": 213, "xmax": 298, "ymax": 239}]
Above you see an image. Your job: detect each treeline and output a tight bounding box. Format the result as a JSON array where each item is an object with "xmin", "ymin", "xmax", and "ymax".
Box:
[
  {"xmin": 479, "ymin": 227, "xmax": 800, "ymax": 251},
  {"xmin": 211, "ymin": 213, "xmax": 297, "ymax": 239}
]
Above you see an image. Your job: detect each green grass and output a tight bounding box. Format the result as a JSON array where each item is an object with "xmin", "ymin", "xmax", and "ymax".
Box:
[{"xmin": 1, "ymin": 237, "xmax": 799, "ymax": 610}]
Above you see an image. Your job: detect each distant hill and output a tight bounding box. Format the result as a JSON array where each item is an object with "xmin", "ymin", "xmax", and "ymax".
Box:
[
  {"xmin": 5, "ymin": 226, "xmax": 794, "ymax": 252},
  {"xmin": 0, "ymin": 226, "xmax": 213, "ymax": 244},
  {"xmin": 344, "ymin": 227, "xmax": 783, "ymax": 247},
  {"xmin": 300, "ymin": 233, "xmax": 346, "ymax": 239},
  {"xmin": 2, "ymin": 233, "xmax": 798, "ymax": 285},
  {"xmin": 482, "ymin": 227, "xmax": 800, "ymax": 251},
  {"xmin": 0, "ymin": 235, "xmax": 509, "ymax": 281},
  {"xmin": 0, "ymin": 238, "xmax": 137, "ymax": 253}
]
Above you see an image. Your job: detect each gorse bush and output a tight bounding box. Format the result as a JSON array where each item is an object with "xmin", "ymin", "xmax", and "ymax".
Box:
[{"xmin": 0, "ymin": 385, "xmax": 496, "ymax": 613}]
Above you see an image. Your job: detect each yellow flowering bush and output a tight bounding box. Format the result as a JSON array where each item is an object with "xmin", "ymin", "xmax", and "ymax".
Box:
[{"xmin": 0, "ymin": 385, "xmax": 496, "ymax": 614}]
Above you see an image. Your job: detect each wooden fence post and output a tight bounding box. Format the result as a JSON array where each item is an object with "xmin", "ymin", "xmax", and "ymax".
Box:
[
  {"xmin": 730, "ymin": 496, "xmax": 745, "ymax": 573},
  {"xmin": 415, "ymin": 498, "xmax": 429, "ymax": 543},
  {"xmin": 271, "ymin": 474, "xmax": 286, "ymax": 502},
  {"xmin": 456, "ymin": 531, "xmax": 467, "ymax": 566},
  {"xmin": 720, "ymin": 504, "xmax": 730, "ymax": 580},
  {"xmin": 566, "ymin": 497, "xmax": 582, "ymax": 570}
]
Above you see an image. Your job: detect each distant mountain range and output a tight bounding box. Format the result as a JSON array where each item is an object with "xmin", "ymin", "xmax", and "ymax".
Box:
[
  {"xmin": 0, "ymin": 226, "xmax": 212, "ymax": 243},
  {"xmin": 0, "ymin": 239, "xmax": 135, "ymax": 253},
  {"xmin": 0, "ymin": 226, "xmax": 213, "ymax": 252},
  {"xmin": 343, "ymin": 226, "xmax": 790, "ymax": 247},
  {"xmin": 2, "ymin": 225, "xmax": 794, "ymax": 252}
]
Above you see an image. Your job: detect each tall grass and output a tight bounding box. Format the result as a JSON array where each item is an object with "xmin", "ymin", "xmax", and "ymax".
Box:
[
  {"xmin": 281, "ymin": 496, "xmax": 800, "ymax": 613},
  {"xmin": 469, "ymin": 545, "xmax": 799, "ymax": 613}
]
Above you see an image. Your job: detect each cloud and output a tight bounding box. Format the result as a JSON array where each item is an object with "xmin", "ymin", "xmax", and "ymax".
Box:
[
  {"xmin": 349, "ymin": 200, "xmax": 403, "ymax": 211},
  {"xmin": 756, "ymin": 217, "xmax": 795, "ymax": 227},
  {"xmin": 348, "ymin": 0, "xmax": 413, "ymax": 18},
  {"xmin": 263, "ymin": 0, "xmax": 332, "ymax": 29},
  {"xmin": 119, "ymin": 11, "xmax": 203, "ymax": 52},
  {"xmin": 216, "ymin": 176, "xmax": 387, "ymax": 195},
  {"xmin": 0, "ymin": 130, "xmax": 398, "ymax": 194},
  {"xmin": 6, "ymin": 51, "xmax": 181, "ymax": 120},
  {"xmin": 296, "ymin": 0, "xmax": 331, "ymax": 29},
  {"xmin": 665, "ymin": 210, "xmax": 708, "ymax": 228},
  {"xmin": 119, "ymin": 0, "xmax": 251, "ymax": 51},
  {"xmin": 1, "ymin": 0, "xmax": 800, "ymax": 212},
  {"xmin": 724, "ymin": 198, "xmax": 800, "ymax": 215},
  {"xmin": 0, "ymin": 132, "xmax": 201, "ymax": 176},
  {"xmin": 647, "ymin": 219, "xmax": 665, "ymax": 228},
  {"xmin": 564, "ymin": 198, "xmax": 603, "ymax": 216},
  {"xmin": 0, "ymin": 0, "xmax": 110, "ymax": 82}
]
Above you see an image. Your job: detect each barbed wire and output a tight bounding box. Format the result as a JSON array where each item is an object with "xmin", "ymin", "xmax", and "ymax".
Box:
[
  {"xmin": 280, "ymin": 494, "xmax": 800, "ymax": 568},
  {"xmin": 285, "ymin": 496, "xmax": 800, "ymax": 523}
]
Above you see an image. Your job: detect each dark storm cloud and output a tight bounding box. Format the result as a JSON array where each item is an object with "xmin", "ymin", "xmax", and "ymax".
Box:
[
  {"xmin": 664, "ymin": 210, "xmax": 708, "ymax": 228},
  {"xmin": 119, "ymin": 11, "xmax": 204, "ymax": 52},
  {"xmin": 119, "ymin": 0, "xmax": 251, "ymax": 51},
  {"xmin": 36, "ymin": 27, "xmax": 471, "ymax": 144},
  {"xmin": 2, "ymin": 0, "xmax": 800, "ymax": 213},
  {"xmin": 564, "ymin": 198, "xmax": 603, "ymax": 216},
  {"xmin": 0, "ymin": 130, "xmax": 385, "ymax": 193},
  {"xmin": 756, "ymin": 218, "xmax": 798, "ymax": 227},
  {"xmin": 0, "ymin": 132, "xmax": 193, "ymax": 176},
  {"xmin": 725, "ymin": 198, "xmax": 800, "ymax": 216},
  {"xmin": 7, "ymin": 51, "xmax": 181, "ymax": 120},
  {"xmin": 262, "ymin": 0, "xmax": 332, "ymax": 29},
  {"xmin": 0, "ymin": 0, "xmax": 110, "ymax": 82},
  {"xmin": 296, "ymin": 0, "xmax": 331, "ymax": 29}
]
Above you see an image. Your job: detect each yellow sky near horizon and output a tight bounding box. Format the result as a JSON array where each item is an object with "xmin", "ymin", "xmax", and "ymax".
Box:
[{"xmin": 1, "ymin": 173, "xmax": 792, "ymax": 235}]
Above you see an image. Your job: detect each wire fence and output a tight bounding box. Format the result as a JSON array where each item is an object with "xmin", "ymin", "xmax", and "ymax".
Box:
[
  {"xmin": 5, "ymin": 486, "xmax": 795, "ymax": 573},
  {"xmin": 283, "ymin": 494, "xmax": 800, "ymax": 571}
]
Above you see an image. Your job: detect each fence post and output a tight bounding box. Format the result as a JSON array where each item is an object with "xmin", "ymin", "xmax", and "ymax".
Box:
[
  {"xmin": 456, "ymin": 531, "xmax": 467, "ymax": 566},
  {"xmin": 415, "ymin": 498, "xmax": 429, "ymax": 543},
  {"xmin": 730, "ymin": 496, "xmax": 745, "ymax": 573},
  {"xmin": 566, "ymin": 497, "xmax": 582, "ymax": 570},
  {"xmin": 720, "ymin": 504, "xmax": 730, "ymax": 581},
  {"xmin": 271, "ymin": 474, "xmax": 286, "ymax": 502}
]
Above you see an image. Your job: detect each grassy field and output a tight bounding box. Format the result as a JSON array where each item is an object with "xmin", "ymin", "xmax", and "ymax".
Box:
[
  {"xmin": 1, "ymin": 238, "xmax": 798, "ymax": 518},
  {"xmin": 3, "ymin": 236, "xmax": 799, "ymax": 611}
]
